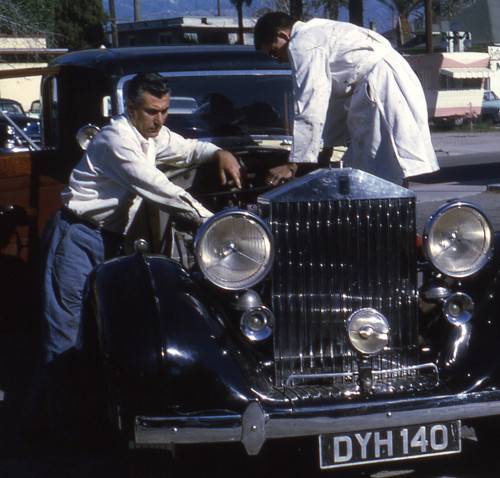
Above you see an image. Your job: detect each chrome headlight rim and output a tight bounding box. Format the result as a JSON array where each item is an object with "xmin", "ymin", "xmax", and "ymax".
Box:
[
  {"xmin": 194, "ymin": 209, "xmax": 274, "ymax": 291},
  {"xmin": 423, "ymin": 200, "xmax": 493, "ymax": 278}
]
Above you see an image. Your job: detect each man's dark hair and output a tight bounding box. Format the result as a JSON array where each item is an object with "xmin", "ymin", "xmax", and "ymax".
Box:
[
  {"xmin": 127, "ymin": 72, "xmax": 171, "ymax": 104},
  {"xmin": 254, "ymin": 12, "xmax": 295, "ymax": 50}
]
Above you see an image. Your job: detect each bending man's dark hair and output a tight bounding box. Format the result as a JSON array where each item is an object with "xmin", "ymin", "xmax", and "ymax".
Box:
[
  {"xmin": 254, "ymin": 11, "xmax": 295, "ymax": 50},
  {"xmin": 127, "ymin": 72, "xmax": 171, "ymax": 104}
]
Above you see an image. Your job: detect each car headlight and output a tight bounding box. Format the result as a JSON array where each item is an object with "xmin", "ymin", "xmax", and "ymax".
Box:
[
  {"xmin": 423, "ymin": 201, "xmax": 493, "ymax": 278},
  {"xmin": 195, "ymin": 210, "xmax": 274, "ymax": 290}
]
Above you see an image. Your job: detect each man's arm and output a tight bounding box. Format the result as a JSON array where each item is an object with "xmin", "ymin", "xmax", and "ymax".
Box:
[
  {"xmin": 156, "ymin": 129, "xmax": 244, "ymax": 188},
  {"xmin": 288, "ymin": 40, "xmax": 332, "ymax": 163},
  {"xmin": 265, "ymin": 163, "xmax": 298, "ymax": 185},
  {"xmin": 214, "ymin": 149, "xmax": 245, "ymax": 189}
]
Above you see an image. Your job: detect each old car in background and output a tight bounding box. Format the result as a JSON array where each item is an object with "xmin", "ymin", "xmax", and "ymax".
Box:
[
  {"xmin": 0, "ymin": 98, "xmax": 41, "ymax": 153},
  {"xmin": 27, "ymin": 99, "xmax": 41, "ymax": 119},
  {"xmin": 481, "ymin": 89, "xmax": 500, "ymax": 124},
  {"xmin": 2, "ymin": 45, "xmax": 500, "ymax": 471}
]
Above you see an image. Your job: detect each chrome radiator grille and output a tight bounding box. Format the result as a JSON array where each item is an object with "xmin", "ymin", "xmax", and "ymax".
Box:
[{"xmin": 270, "ymin": 197, "xmax": 418, "ymax": 387}]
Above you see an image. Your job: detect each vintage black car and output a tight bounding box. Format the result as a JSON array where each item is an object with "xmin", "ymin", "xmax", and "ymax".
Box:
[
  {"xmin": 0, "ymin": 98, "xmax": 41, "ymax": 153},
  {"xmin": 2, "ymin": 45, "xmax": 500, "ymax": 471}
]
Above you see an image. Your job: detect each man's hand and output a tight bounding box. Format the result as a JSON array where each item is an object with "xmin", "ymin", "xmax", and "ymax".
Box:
[
  {"xmin": 214, "ymin": 150, "xmax": 245, "ymax": 189},
  {"xmin": 265, "ymin": 163, "xmax": 298, "ymax": 186}
]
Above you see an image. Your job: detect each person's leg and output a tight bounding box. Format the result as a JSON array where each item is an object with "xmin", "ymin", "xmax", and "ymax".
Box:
[
  {"xmin": 40, "ymin": 216, "xmax": 105, "ymax": 444},
  {"xmin": 342, "ymin": 68, "xmax": 405, "ymax": 185},
  {"xmin": 344, "ymin": 56, "xmax": 437, "ymax": 184},
  {"xmin": 42, "ymin": 221, "xmax": 104, "ymax": 361}
]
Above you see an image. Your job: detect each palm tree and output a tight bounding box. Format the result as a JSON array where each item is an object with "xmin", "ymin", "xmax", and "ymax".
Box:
[
  {"xmin": 230, "ymin": 0, "xmax": 253, "ymax": 44},
  {"xmin": 378, "ymin": 0, "xmax": 423, "ymax": 45},
  {"xmin": 349, "ymin": 0, "xmax": 363, "ymax": 26},
  {"xmin": 258, "ymin": 0, "xmax": 348, "ymax": 20},
  {"xmin": 290, "ymin": 0, "xmax": 303, "ymax": 19},
  {"xmin": 310, "ymin": 0, "xmax": 348, "ymax": 20}
]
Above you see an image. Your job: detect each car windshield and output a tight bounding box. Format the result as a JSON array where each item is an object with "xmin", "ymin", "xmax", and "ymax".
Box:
[
  {"xmin": 122, "ymin": 72, "xmax": 294, "ymax": 140},
  {"xmin": 0, "ymin": 102, "xmax": 24, "ymax": 116}
]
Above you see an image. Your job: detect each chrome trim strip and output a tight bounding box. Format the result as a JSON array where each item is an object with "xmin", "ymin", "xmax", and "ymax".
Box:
[
  {"xmin": 371, "ymin": 363, "xmax": 439, "ymax": 376},
  {"xmin": 135, "ymin": 397, "xmax": 500, "ymax": 455},
  {"xmin": 284, "ymin": 363, "xmax": 439, "ymax": 386}
]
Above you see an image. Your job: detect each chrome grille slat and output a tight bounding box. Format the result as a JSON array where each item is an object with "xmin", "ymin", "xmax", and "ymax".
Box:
[{"xmin": 270, "ymin": 195, "xmax": 418, "ymax": 387}]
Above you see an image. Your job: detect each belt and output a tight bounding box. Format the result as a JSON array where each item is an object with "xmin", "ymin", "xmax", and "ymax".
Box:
[
  {"xmin": 61, "ymin": 207, "xmax": 101, "ymax": 230},
  {"xmin": 60, "ymin": 208, "xmax": 124, "ymax": 241}
]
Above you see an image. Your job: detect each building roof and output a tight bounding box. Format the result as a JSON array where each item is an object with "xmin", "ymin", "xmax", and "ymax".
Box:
[
  {"xmin": 441, "ymin": 67, "xmax": 493, "ymax": 78},
  {"xmin": 117, "ymin": 16, "xmax": 256, "ymax": 33},
  {"xmin": 0, "ymin": 35, "xmax": 67, "ymax": 58}
]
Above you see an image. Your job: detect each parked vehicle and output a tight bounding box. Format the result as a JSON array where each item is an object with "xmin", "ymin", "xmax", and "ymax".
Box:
[
  {"xmin": 406, "ymin": 52, "xmax": 491, "ymax": 126},
  {"xmin": 1, "ymin": 46, "xmax": 500, "ymax": 471},
  {"xmin": 0, "ymin": 98, "xmax": 41, "ymax": 152},
  {"xmin": 481, "ymin": 89, "xmax": 500, "ymax": 123},
  {"xmin": 27, "ymin": 99, "xmax": 41, "ymax": 119}
]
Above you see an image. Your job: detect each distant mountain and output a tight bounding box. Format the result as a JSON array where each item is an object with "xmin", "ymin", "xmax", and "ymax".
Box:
[{"xmin": 105, "ymin": 0, "xmax": 394, "ymax": 34}]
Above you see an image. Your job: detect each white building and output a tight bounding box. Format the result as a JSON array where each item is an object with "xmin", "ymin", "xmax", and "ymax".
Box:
[
  {"xmin": 117, "ymin": 16, "xmax": 256, "ymax": 47},
  {"xmin": 0, "ymin": 36, "xmax": 66, "ymax": 110}
]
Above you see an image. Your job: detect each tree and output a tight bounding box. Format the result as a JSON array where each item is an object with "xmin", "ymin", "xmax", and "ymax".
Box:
[
  {"xmin": 290, "ymin": 0, "xmax": 303, "ymax": 19},
  {"xmin": 349, "ymin": 0, "xmax": 364, "ymax": 26},
  {"xmin": 310, "ymin": 0, "xmax": 348, "ymax": 19},
  {"xmin": 377, "ymin": 0, "xmax": 423, "ymax": 45},
  {"xmin": 53, "ymin": 0, "xmax": 109, "ymax": 51},
  {"xmin": 0, "ymin": 0, "xmax": 56, "ymax": 61},
  {"xmin": 433, "ymin": 0, "xmax": 478, "ymax": 16},
  {"xmin": 258, "ymin": 0, "xmax": 348, "ymax": 20},
  {"xmin": 0, "ymin": 0, "xmax": 54, "ymax": 39},
  {"xmin": 230, "ymin": 0, "xmax": 253, "ymax": 45}
]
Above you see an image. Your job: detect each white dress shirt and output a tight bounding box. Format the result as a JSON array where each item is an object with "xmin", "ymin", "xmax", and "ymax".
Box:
[
  {"xmin": 288, "ymin": 19, "xmax": 439, "ymax": 184},
  {"xmin": 62, "ymin": 114, "xmax": 219, "ymax": 234}
]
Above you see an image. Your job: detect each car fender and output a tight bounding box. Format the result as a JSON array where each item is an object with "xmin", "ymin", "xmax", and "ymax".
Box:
[
  {"xmin": 435, "ymin": 269, "xmax": 500, "ymax": 391},
  {"xmin": 82, "ymin": 250, "xmax": 265, "ymax": 416}
]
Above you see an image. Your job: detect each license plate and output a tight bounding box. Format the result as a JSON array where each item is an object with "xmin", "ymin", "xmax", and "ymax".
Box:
[{"xmin": 319, "ymin": 420, "xmax": 461, "ymax": 469}]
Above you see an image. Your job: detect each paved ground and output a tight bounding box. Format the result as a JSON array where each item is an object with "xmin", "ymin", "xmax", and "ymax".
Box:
[
  {"xmin": 412, "ymin": 131, "xmax": 500, "ymax": 232},
  {"xmin": 431, "ymin": 130, "xmax": 500, "ymax": 158}
]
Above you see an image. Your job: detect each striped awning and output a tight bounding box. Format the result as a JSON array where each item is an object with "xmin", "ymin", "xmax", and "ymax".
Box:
[{"xmin": 441, "ymin": 67, "xmax": 493, "ymax": 79}]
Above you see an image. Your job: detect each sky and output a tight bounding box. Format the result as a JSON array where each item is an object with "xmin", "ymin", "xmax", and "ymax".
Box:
[{"xmin": 104, "ymin": 0, "xmax": 395, "ymax": 33}]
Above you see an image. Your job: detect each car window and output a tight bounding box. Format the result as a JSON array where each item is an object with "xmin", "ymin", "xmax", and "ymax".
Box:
[
  {"xmin": 484, "ymin": 91, "xmax": 499, "ymax": 102},
  {"xmin": 0, "ymin": 102, "xmax": 24, "ymax": 115},
  {"xmin": 120, "ymin": 71, "xmax": 294, "ymax": 139}
]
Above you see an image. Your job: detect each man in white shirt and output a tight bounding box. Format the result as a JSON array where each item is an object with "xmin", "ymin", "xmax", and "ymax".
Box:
[
  {"xmin": 254, "ymin": 12, "xmax": 439, "ymax": 186},
  {"xmin": 41, "ymin": 72, "xmax": 243, "ymax": 365}
]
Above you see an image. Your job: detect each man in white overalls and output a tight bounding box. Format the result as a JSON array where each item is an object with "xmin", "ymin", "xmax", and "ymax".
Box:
[{"xmin": 254, "ymin": 12, "xmax": 439, "ymax": 186}]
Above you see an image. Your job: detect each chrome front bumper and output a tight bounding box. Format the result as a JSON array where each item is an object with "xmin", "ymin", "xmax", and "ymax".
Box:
[{"xmin": 134, "ymin": 392, "xmax": 500, "ymax": 455}]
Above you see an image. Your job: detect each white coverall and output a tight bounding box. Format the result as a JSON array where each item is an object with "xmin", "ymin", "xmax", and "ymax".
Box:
[{"xmin": 288, "ymin": 19, "xmax": 439, "ymax": 184}]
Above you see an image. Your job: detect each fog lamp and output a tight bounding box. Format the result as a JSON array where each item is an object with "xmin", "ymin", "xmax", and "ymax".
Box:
[
  {"xmin": 443, "ymin": 292, "xmax": 473, "ymax": 325},
  {"xmin": 347, "ymin": 309, "xmax": 390, "ymax": 355},
  {"xmin": 424, "ymin": 201, "xmax": 493, "ymax": 278},
  {"xmin": 240, "ymin": 306, "xmax": 274, "ymax": 341}
]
